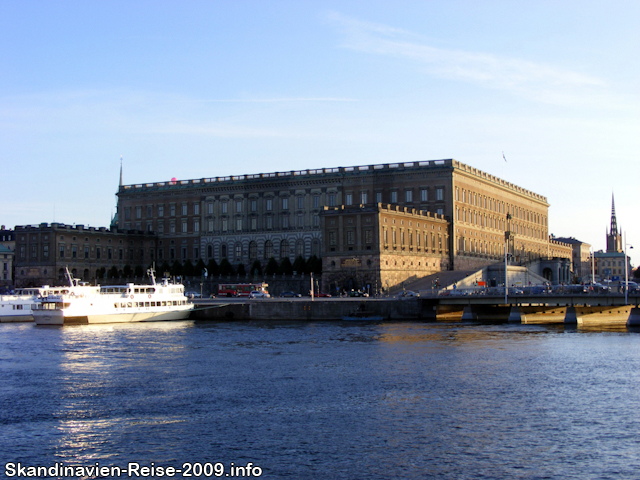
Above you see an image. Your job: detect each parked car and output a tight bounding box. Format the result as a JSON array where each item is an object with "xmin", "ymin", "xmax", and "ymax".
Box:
[
  {"xmin": 186, "ymin": 291, "xmax": 202, "ymax": 299},
  {"xmin": 280, "ymin": 291, "xmax": 302, "ymax": 298},
  {"xmin": 249, "ymin": 291, "xmax": 270, "ymax": 299},
  {"xmin": 311, "ymin": 292, "xmax": 332, "ymax": 297},
  {"xmin": 348, "ymin": 290, "xmax": 369, "ymax": 297},
  {"xmin": 397, "ymin": 290, "xmax": 419, "ymax": 298}
]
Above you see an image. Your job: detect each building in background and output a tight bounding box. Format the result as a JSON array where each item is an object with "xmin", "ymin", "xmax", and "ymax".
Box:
[
  {"xmin": 593, "ymin": 195, "xmax": 631, "ymax": 282},
  {"xmin": 553, "ymin": 237, "xmax": 591, "ymax": 282},
  {"xmin": 116, "ymin": 159, "xmax": 565, "ymax": 291},
  {"xmin": 0, "ymin": 226, "xmax": 15, "ymax": 288},
  {"xmin": 13, "ymin": 223, "xmax": 156, "ymax": 287}
]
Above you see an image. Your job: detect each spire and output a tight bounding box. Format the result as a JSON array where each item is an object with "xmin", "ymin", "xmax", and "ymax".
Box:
[
  {"xmin": 119, "ymin": 155, "xmax": 123, "ymax": 187},
  {"xmin": 610, "ymin": 193, "xmax": 618, "ymax": 234}
]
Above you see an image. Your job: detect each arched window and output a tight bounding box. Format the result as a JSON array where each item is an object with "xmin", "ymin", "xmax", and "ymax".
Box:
[
  {"xmin": 264, "ymin": 240, "xmax": 273, "ymax": 260},
  {"xmin": 312, "ymin": 239, "xmax": 320, "ymax": 257},
  {"xmin": 280, "ymin": 239, "xmax": 289, "ymax": 260},
  {"xmin": 296, "ymin": 240, "xmax": 304, "ymax": 258},
  {"xmin": 207, "ymin": 245, "xmax": 213, "ymax": 258},
  {"xmin": 221, "ymin": 244, "xmax": 227, "ymax": 259},
  {"xmin": 249, "ymin": 241, "xmax": 257, "ymax": 260}
]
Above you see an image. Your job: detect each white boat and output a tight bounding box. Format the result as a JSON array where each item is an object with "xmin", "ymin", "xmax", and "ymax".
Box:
[
  {"xmin": 0, "ymin": 286, "xmax": 71, "ymax": 322},
  {"xmin": 33, "ymin": 269, "xmax": 193, "ymax": 326}
]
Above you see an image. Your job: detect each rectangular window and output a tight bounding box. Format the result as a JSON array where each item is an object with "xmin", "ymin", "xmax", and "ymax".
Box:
[
  {"xmin": 182, "ymin": 204, "xmax": 188, "ymax": 216},
  {"xmin": 194, "ymin": 220, "xmax": 200, "ymax": 232},
  {"xmin": 158, "ymin": 205, "xmax": 164, "ymax": 217},
  {"xmin": 282, "ymin": 197, "xmax": 289, "ymax": 210},
  {"xmin": 236, "ymin": 200, "xmax": 242, "ymax": 213},
  {"xmin": 313, "ymin": 214, "xmax": 319, "ymax": 227},
  {"xmin": 266, "ymin": 198, "xmax": 273, "ymax": 211},
  {"xmin": 436, "ymin": 188, "xmax": 444, "ymax": 201},
  {"xmin": 390, "ymin": 191, "xmax": 398, "ymax": 203},
  {"xmin": 361, "ymin": 192, "xmax": 367, "ymax": 205},
  {"xmin": 71, "ymin": 245, "xmax": 77, "ymax": 258},
  {"xmin": 347, "ymin": 231, "xmax": 355, "ymax": 245},
  {"xmin": 147, "ymin": 205, "xmax": 153, "ymax": 218},
  {"xmin": 221, "ymin": 202, "xmax": 228, "ymax": 214},
  {"xmin": 222, "ymin": 218, "xmax": 228, "ymax": 232},
  {"xmin": 365, "ymin": 230, "xmax": 373, "ymax": 244},
  {"xmin": 158, "ymin": 222, "xmax": 164, "ymax": 234},
  {"xmin": 329, "ymin": 231, "xmax": 337, "ymax": 246},
  {"xmin": 282, "ymin": 215, "xmax": 289, "ymax": 229},
  {"xmin": 376, "ymin": 192, "xmax": 382, "ymax": 204},
  {"xmin": 328, "ymin": 194, "xmax": 336, "ymax": 207},
  {"xmin": 43, "ymin": 245, "xmax": 49, "ymax": 258},
  {"xmin": 97, "ymin": 248, "xmax": 101, "ymax": 259},
  {"xmin": 194, "ymin": 203, "xmax": 200, "ymax": 215},
  {"xmin": 421, "ymin": 189, "xmax": 428, "ymax": 202},
  {"xmin": 182, "ymin": 221, "xmax": 188, "ymax": 233},
  {"xmin": 297, "ymin": 196, "xmax": 304, "ymax": 209},
  {"xmin": 136, "ymin": 206, "xmax": 142, "ymax": 219},
  {"xmin": 251, "ymin": 217, "xmax": 257, "ymax": 230},
  {"xmin": 297, "ymin": 213, "xmax": 304, "ymax": 228},
  {"xmin": 236, "ymin": 218, "xmax": 242, "ymax": 231},
  {"xmin": 84, "ymin": 246, "xmax": 89, "ymax": 259},
  {"xmin": 251, "ymin": 199, "xmax": 257, "ymax": 212},
  {"xmin": 208, "ymin": 219, "xmax": 214, "ymax": 232},
  {"xmin": 170, "ymin": 222, "xmax": 176, "ymax": 234},
  {"xmin": 266, "ymin": 216, "xmax": 273, "ymax": 229},
  {"xmin": 345, "ymin": 193, "xmax": 353, "ymax": 206},
  {"xmin": 405, "ymin": 190, "xmax": 412, "ymax": 202},
  {"xmin": 313, "ymin": 195, "xmax": 320, "ymax": 208},
  {"xmin": 208, "ymin": 202, "xmax": 213, "ymax": 214},
  {"xmin": 170, "ymin": 204, "xmax": 176, "ymax": 216},
  {"xmin": 124, "ymin": 207, "xmax": 131, "ymax": 221}
]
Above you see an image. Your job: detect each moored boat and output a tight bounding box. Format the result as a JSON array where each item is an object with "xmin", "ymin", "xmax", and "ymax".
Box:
[
  {"xmin": 0, "ymin": 286, "xmax": 72, "ymax": 322},
  {"xmin": 33, "ymin": 269, "xmax": 193, "ymax": 325}
]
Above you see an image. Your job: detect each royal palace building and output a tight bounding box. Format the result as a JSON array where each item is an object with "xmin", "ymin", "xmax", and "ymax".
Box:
[{"xmin": 115, "ymin": 159, "xmax": 559, "ymax": 288}]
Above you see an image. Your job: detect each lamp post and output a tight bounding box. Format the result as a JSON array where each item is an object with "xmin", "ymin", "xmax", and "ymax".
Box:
[
  {"xmin": 504, "ymin": 213, "xmax": 512, "ymax": 304},
  {"xmin": 624, "ymin": 233, "xmax": 633, "ymax": 305}
]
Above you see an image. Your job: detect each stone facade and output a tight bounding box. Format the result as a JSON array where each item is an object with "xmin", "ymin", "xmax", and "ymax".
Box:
[
  {"xmin": 0, "ymin": 226, "xmax": 15, "ymax": 286},
  {"xmin": 13, "ymin": 223, "xmax": 156, "ymax": 287},
  {"xmin": 320, "ymin": 204, "xmax": 450, "ymax": 294},
  {"xmin": 116, "ymin": 159, "xmax": 559, "ymax": 273}
]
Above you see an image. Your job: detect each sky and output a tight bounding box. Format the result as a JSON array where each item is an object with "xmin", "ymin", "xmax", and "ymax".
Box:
[{"xmin": 1, "ymin": 1, "xmax": 639, "ymax": 265}]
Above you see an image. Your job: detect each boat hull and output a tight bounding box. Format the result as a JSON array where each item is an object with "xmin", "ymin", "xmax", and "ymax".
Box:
[
  {"xmin": 34, "ymin": 307, "xmax": 193, "ymax": 325},
  {"xmin": 0, "ymin": 313, "xmax": 34, "ymax": 323}
]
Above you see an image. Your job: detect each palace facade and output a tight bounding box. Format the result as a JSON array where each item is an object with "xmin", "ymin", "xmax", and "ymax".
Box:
[{"xmin": 116, "ymin": 159, "xmax": 555, "ymax": 279}]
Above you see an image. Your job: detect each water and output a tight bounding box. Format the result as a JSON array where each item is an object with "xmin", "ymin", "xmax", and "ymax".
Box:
[{"xmin": 1, "ymin": 320, "xmax": 640, "ymax": 479}]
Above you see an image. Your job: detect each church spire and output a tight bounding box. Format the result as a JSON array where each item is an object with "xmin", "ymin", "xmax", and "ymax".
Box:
[
  {"xmin": 119, "ymin": 155, "xmax": 123, "ymax": 187},
  {"xmin": 606, "ymin": 193, "xmax": 622, "ymax": 253},
  {"xmin": 610, "ymin": 193, "xmax": 618, "ymax": 234}
]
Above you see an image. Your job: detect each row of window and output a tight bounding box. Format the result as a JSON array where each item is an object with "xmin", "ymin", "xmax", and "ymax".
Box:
[
  {"xmin": 455, "ymin": 187, "xmax": 547, "ymax": 226},
  {"xmin": 455, "ymin": 208, "xmax": 548, "ymax": 240}
]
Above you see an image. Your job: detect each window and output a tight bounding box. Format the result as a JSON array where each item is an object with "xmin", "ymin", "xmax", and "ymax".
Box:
[
  {"xmin": 345, "ymin": 193, "xmax": 353, "ymax": 206},
  {"xmin": 313, "ymin": 214, "xmax": 319, "ymax": 227},
  {"xmin": 236, "ymin": 218, "xmax": 242, "ymax": 231},
  {"xmin": 405, "ymin": 190, "xmax": 413, "ymax": 203},
  {"xmin": 147, "ymin": 205, "xmax": 153, "ymax": 218},
  {"xmin": 221, "ymin": 202, "xmax": 228, "ymax": 214},
  {"xmin": 282, "ymin": 215, "xmax": 289, "ymax": 229},
  {"xmin": 297, "ymin": 196, "xmax": 304, "ymax": 209},
  {"xmin": 251, "ymin": 199, "xmax": 257, "ymax": 212},
  {"xmin": 297, "ymin": 213, "xmax": 304, "ymax": 228},
  {"xmin": 84, "ymin": 246, "xmax": 89, "ymax": 259},
  {"xmin": 251, "ymin": 217, "xmax": 257, "ymax": 230},
  {"xmin": 235, "ymin": 243, "xmax": 242, "ymax": 261},
  {"xmin": 222, "ymin": 218, "xmax": 228, "ymax": 232},
  {"xmin": 347, "ymin": 231, "xmax": 355, "ymax": 245},
  {"xmin": 158, "ymin": 205, "xmax": 164, "ymax": 217},
  {"xmin": 266, "ymin": 198, "xmax": 273, "ymax": 211},
  {"xmin": 182, "ymin": 220, "xmax": 187, "ymax": 233},
  {"xmin": 365, "ymin": 230, "xmax": 373, "ymax": 244},
  {"xmin": 421, "ymin": 189, "xmax": 428, "ymax": 202},
  {"xmin": 208, "ymin": 219, "xmax": 214, "ymax": 232},
  {"xmin": 313, "ymin": 195, "xmax": 320, "ymax": 208},
  {"xmin": 182, "ymin": 204, "xmax": 188, "ymax": 216},
  {"xmin": 207, "ymin": 202, "xmax": 213, "ymax": 215},
  {"xmin": 436, "ymin": 188, "xmax": 444, "ymax": 201},
  {"xmin": 376, "ymin": 192, "xmax": 382, "ymax": 204},
  {"xmin": 361, "ymin": 192, "xmax": 367, "ymax": 204},
  {"xmin": 266, "ymin": 216, "xmax": 273, "ymax": 229},
  {"xmin": 170, "ymin": 204, "xmax": 176, "ymax": 216},
  {"xmin": 329, "ymin": 231, "xmax": 337, "ymax": 246},
  {"xmin": 236, "ymin": 200, "xmax": 242, "ymax": 213},
  {"xmin": 390, "ymin": 191, "xmax": 398, "ymax": 203},
  {"xmin": 43, "ymin": 245, "xmax": 49, "ymax": 259},
  {"xmin": 136, "ymin": 206, "xmax": 142, "ymax": 219},
  {"xmin": 194, "ymin": 220, "xmax": 200, "ymax": 232},
  {"xmin": 282, "ymin": 197, "xmax": 289, "ymax": 210},
  {"xmin": 328, "ymin": 194, "xmax": 336, "ymax": 207},
  {"xmin": 194, "ymin": 203, "xmax": 200, "ymax": 215},
  {"xmin": 264, "ymin": 241, "xmax": 273, "ymax": 259}
]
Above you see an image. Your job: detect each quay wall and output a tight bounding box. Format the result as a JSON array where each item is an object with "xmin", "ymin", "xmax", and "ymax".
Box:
[{"xmin": 191, "ymin": 298, "xmax": 422, "ymax": 321}]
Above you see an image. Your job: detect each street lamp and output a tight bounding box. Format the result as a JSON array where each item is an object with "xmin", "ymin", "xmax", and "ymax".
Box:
[{"xmin": 625, "ymin": 233, "xmax": 633, "ymax": 305}]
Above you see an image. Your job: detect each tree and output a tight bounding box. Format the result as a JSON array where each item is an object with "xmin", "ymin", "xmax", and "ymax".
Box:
[
  {"xmin": 158, "ymin": 261, "xmax": 171, "ymax": 279},
  {"xmin": 250, "ymin": 260, "xmax": 262, "ymax": 276},
  {"xmin": 171, "ymin": 260, "xmax": 183, "ymax": 277},
  {"xmin": 237, "ymin": 263, "xmax": 246, "ymax": 276},
  {"xmin": 134, "ymin": 265, "xmax": 144, "ymax": 278},
  {"xmin": 195, "ymin": 259, "xmax": 206, "ymax": 276},
  {"xmin": 307, "ymin": 255, "xmax": 322, "ymax": 275},
  {"xmin": 292, "ymin": 256, "xmax": 307, "ymax": 274},
  {"xmin": 219, "ymin": 258, "xmax": 235, "ymax": 276},
  {"xmin": 278, "ymin": 257, "xmax": 293, "ymax": 275},
  {"xmin": 123, "ymin": 264, "xmax": 132, "ymax": 278},
  {"xmin": 265, "ymin": 257, "xmax": 279, "ymax": 275},
  {"xmin": 207, "ymin": 258, "xmax": 219, "ymax": 277},
  {"xmin": 108, "ymin": 266, "xmax": 119, "ymax": 279},
  {"xmin": 183, "ymin": 259, "xmax": 195, "ymax": 277},
  {"xmin": 96, "ymin": 267, "xmax": 106, "ymax": 279}
]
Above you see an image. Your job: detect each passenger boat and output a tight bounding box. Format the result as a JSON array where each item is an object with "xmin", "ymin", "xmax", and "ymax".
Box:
[
  {"xmin": 33, "ymin": 269, "xmax": 193, "ymax": 325},
  {"xmin": 0, "ymin": 286, "xmax": 71, "ymax": 322}
]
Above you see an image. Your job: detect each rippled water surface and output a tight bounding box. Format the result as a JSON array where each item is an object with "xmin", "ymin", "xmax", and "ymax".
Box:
[{"xmin": 1, "ymin": 320, "xmax": 640, "ymax": 479}]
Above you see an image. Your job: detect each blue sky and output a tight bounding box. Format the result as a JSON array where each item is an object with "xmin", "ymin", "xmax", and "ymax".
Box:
[{"xmin": 2, "ymin": 1, "xmax": 639, "ymax": 265}]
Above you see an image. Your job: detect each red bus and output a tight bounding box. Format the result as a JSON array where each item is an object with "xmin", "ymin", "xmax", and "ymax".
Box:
[{"xmin": 217, "ymin": 283, "xmax": 269, "ymax": 297}]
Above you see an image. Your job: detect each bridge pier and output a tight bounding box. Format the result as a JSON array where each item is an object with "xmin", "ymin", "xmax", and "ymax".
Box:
[
  {"xmin": 564, "ymin": 306, "xmax": 579, "ymax": 325},
  {"xmin": 461, "ymin": 306, "xmax": 477, "ymax": 321},
  {"xmin": 627, "ymin": 308, "xmax": 640, "ymax": 326},
  {"xmin": 507, "ymin": 306, "xmax": 521, "ymax": 323}
]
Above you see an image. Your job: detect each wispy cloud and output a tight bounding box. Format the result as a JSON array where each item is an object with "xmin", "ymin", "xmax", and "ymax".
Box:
[{"xmin": 326, "ymin": 12, "xmax": 621, "ymax": 108}]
